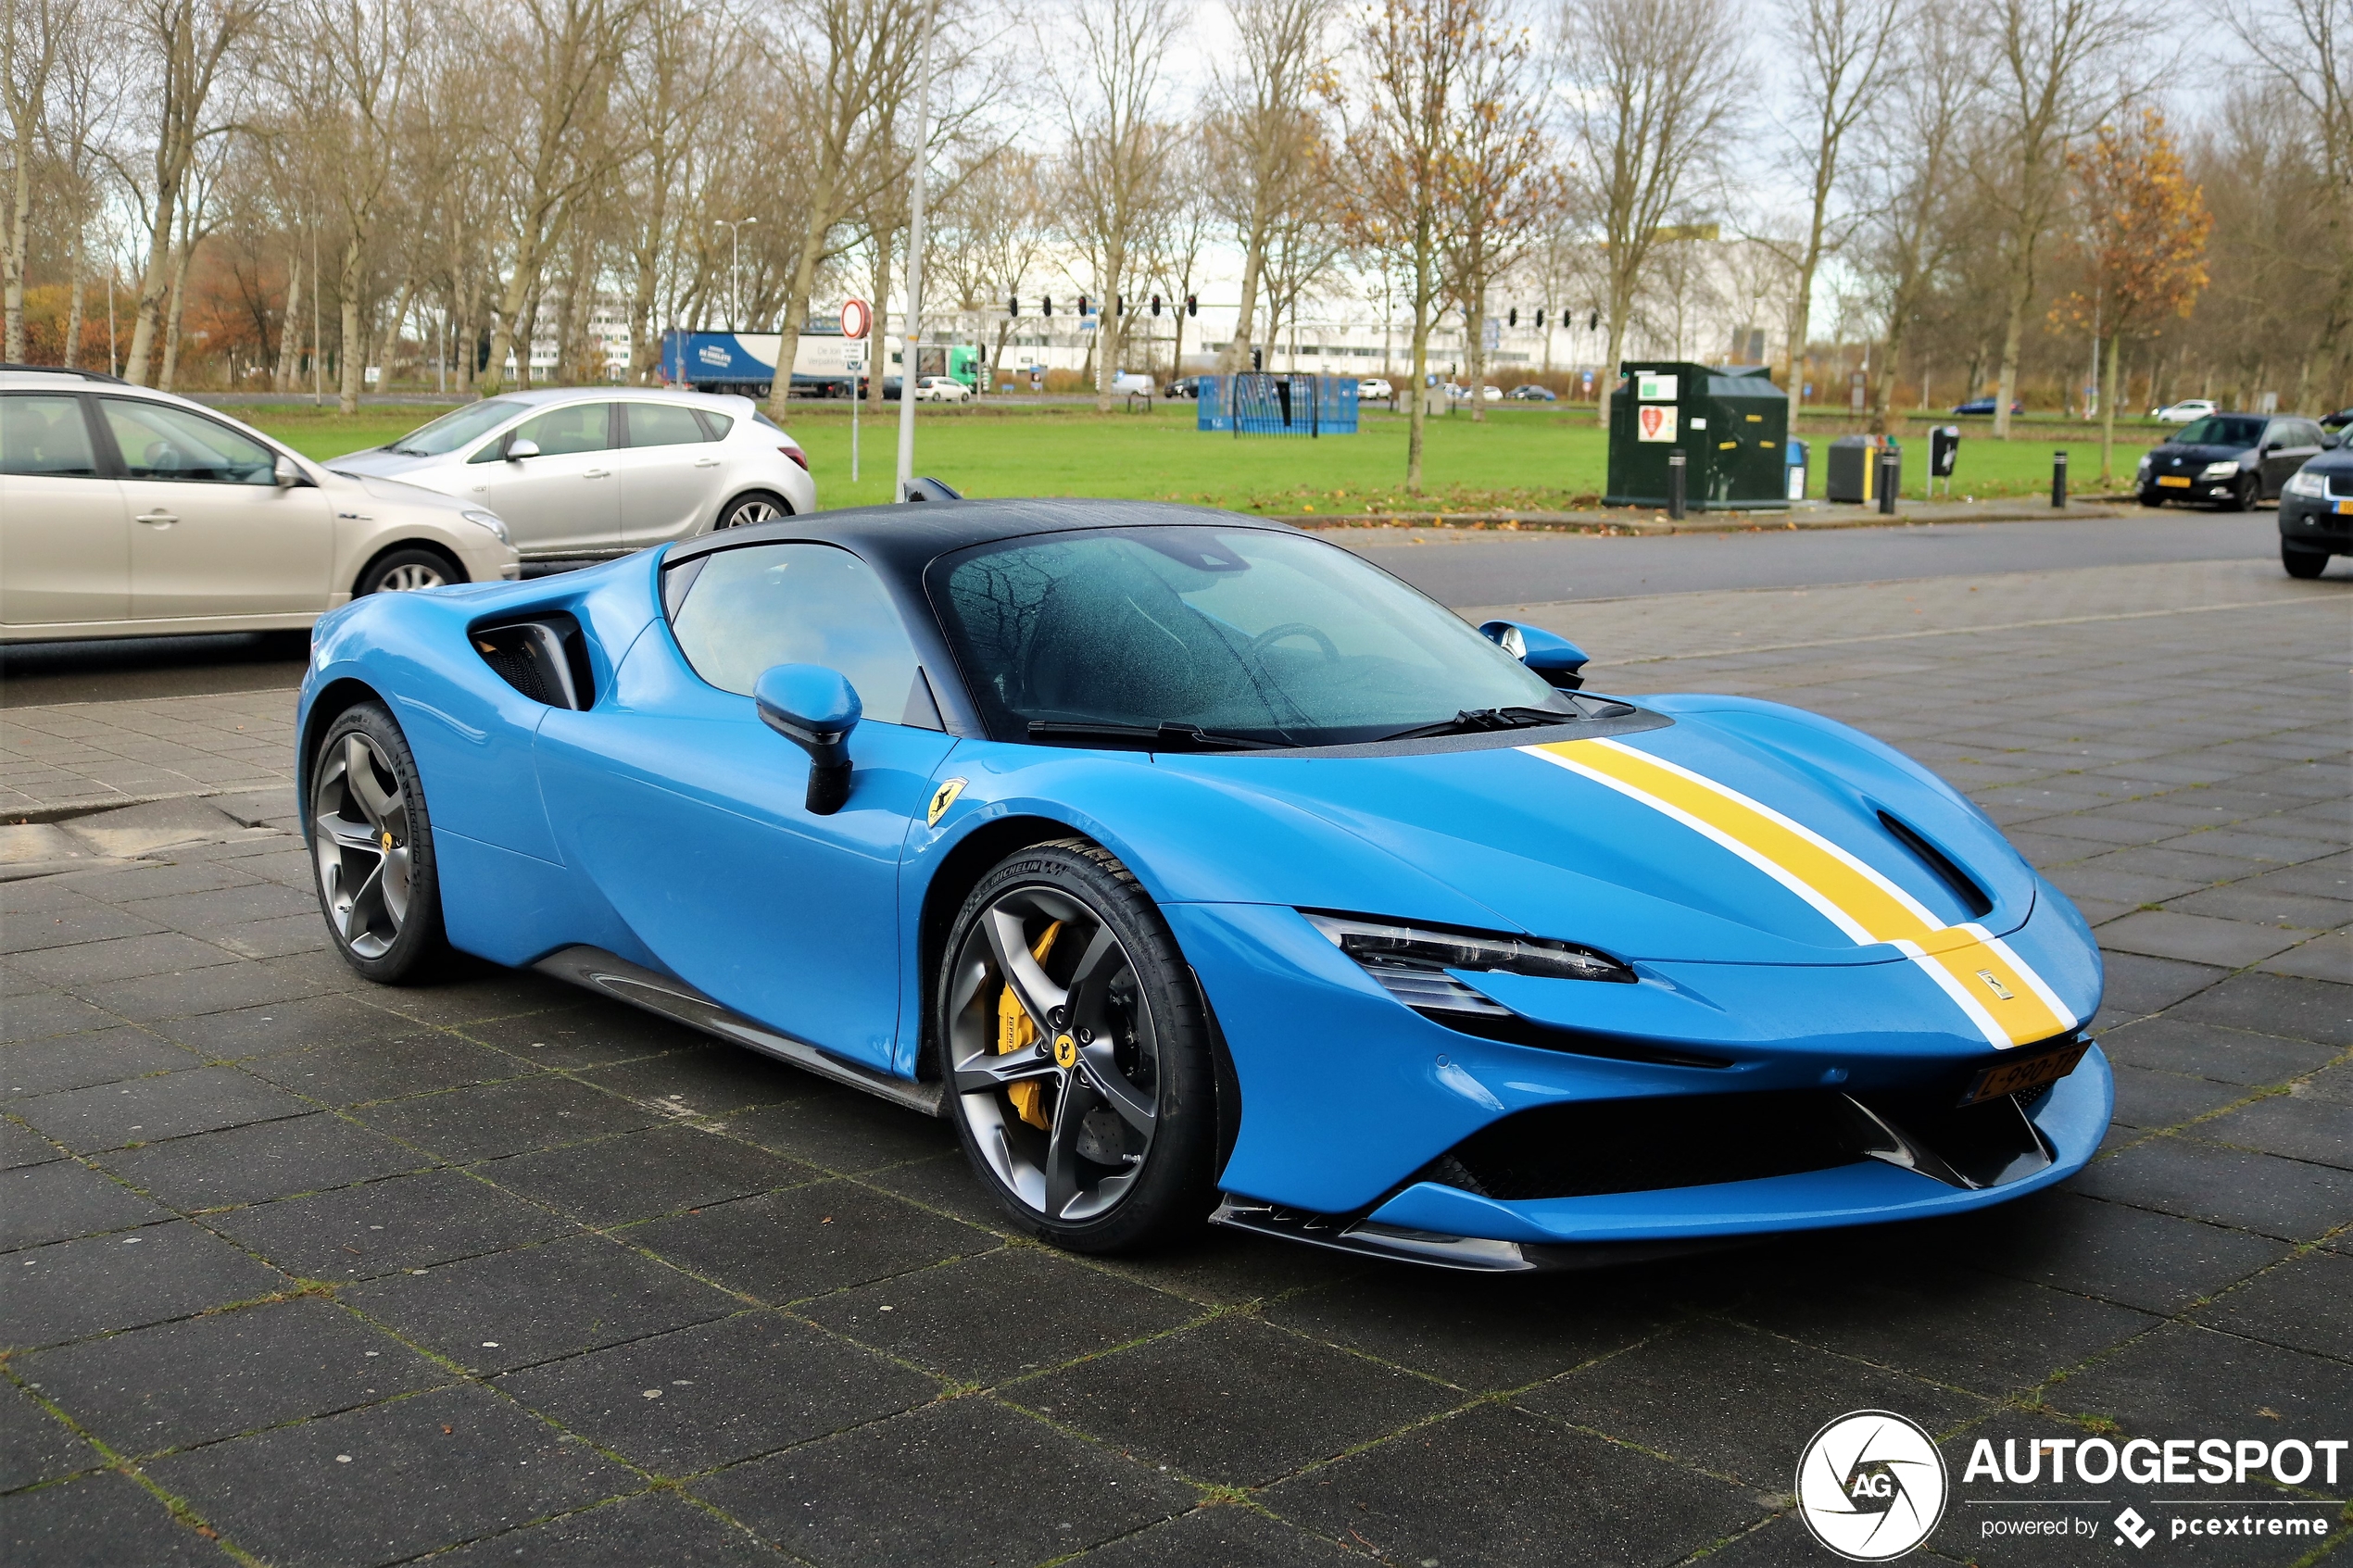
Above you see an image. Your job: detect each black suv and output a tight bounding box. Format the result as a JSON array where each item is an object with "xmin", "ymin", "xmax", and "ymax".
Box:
[
  {"xmin": 2278, "ymin": 436, "xmax": 2352, "ymax": 578},
  {"xmin": 2137, "ymin": 413, "xmax": 2330, "ymax": 509}
]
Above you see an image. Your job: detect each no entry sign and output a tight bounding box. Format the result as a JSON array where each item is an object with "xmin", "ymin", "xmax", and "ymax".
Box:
[{"xmin": 841, "ymin": 298, "xmax": 872, "ymax": 339}]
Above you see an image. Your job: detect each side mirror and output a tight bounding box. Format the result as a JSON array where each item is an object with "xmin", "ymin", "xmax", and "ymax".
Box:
[
  {"xmin": 1480, "ymin": 620, "xmax": 1591, "ymax": 690},
  {"xmin": 504, "ymin": 437, "xmax": 540, "ymax": 460},
  {"xmin": 755, "ymin": 663, "xmax": 861, "ymax": 815},
  {"xmin": 2322, "ymin": 433, "xmax": 2341, "ymax": 450},
  {"xmin": 272, "ymin": 455, "xmax": 300, "ymax": 487}
]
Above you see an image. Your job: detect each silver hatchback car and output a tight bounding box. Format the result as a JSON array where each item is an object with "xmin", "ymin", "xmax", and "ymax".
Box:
[{"xmin": 328, "ymin": 387, "xmax": 817, "ymax": 560}]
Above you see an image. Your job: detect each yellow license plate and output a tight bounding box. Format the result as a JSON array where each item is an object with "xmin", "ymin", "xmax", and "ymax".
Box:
[
  {"xmin": 2336, "ymin": 498, "xmax": 2353, "ymax": 514},
  {"xmin": 1960, "ymin": 1039, "xmax": 2091, "ymax": 1107},
  {"xmin": 2157, "ymin": 476, "xmax": 2192, "ymax": 488}
]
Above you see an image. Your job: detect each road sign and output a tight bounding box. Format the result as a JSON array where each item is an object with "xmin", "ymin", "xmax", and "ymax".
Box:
[
  {"xmin": 841, "ymin": 298, "xmax": 872, "ymax": 339},
  {"xmin": 843, "ymin": 345, "xmax": 865, "ymax": 370}
]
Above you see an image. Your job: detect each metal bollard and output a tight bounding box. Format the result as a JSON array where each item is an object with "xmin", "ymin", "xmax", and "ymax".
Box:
[
  {"xmin": 2051, "ymin": 450, "xmax": 2068, "ymax": 508},
  {"xmin": 1667, "ymin": 450, "xmax": 1687, "ymax": 521},
  {"xmin": 1878, "ymin": 448, "xmax": 1899, "ymax": 515}
]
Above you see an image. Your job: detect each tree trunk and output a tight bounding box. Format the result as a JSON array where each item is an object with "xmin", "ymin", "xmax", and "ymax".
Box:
[
  {"xmin": 123, "ymin": 193, "xmax": 178, "ymax": 385},
  {"xmin": 1992, "ymin": 257, "xmax": 2032, "ymax": 439},
  {"xmin": 274, "ymin": 250, "xmax": 304, "ymax": 391},
  {"xmin": 2099, "ymin": 330, "xmax": 2120, "ymax": 485},
  {"xmin": 1231, "ymin": 217, "xmax": 1268, "ymax": 370},
  {"xmin": 63, "ymin": 229, "xmax": 85, "ymax": 368},
  {"xmin": 1466, "ymin": 293, "xmax": 1486, "ymax": 423},
  {"xmin": 3, "ymin": 124, "xmax": 29, "ymax": 361},
  {"xmin": 867, "ymin": 229, "xmax": 894, "ymax": 415},
  {"xmin": 339, "ymin": 236, "xmax": 366, "ymax": 413},
  {"xmin": 1784, "ymin": 284, "xmax": 1812, "ymax": 432},
  {"xmin": 1405, "ymin": 297, "xmax": 1430, "ymax": 491},
  {"xmin": 158, "ymin": 239, "xmax": 194, "ymax": 391}
]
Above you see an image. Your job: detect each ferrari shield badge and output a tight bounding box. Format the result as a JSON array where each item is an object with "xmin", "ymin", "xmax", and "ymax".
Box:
[{"xmin": 926, "ymin": 777, "xmax": 968, "ymax": 829}]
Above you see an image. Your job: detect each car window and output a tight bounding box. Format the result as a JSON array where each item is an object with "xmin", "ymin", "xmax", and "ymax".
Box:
[
  {"xmin": 623, "ymin": 403, "xmax": 709, "ymax": 448},
  {"xmin": 389, "ymin": 399, "xmax": 526, "ymax": 458},
  {"xmin": 2175, "ymin": 416, "xmax": 2265, "ymax": 447},
  {"xmin": 508, "ymin": 402, "xmax": 612, "ymax": 458},
  {"xmin": 100, "ymin": 398, "xmax": 276, "ymax": 483},
  {"xmin": 693, "ymin": 409, "xmax": 734, "ymax": 440},
  {"xmin": 0, "ymin": 395, "xmax": 101, "ymax": 477},
  {"xmin": 669, "ymin": 543, "xmax": 927, "ymax": 724}
]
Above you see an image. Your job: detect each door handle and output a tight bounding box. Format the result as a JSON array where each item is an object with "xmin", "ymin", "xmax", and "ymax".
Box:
[
  {"xmin": 583, "ymin": 468, "xmax": 611, "ymax": 479},
  {"xmin": 693, "ymin": 458, "xmax": 722, "ymax": 468},
  {"xmin": 135, "ymin": 510, "xmax": 179, "ymax": 526}
]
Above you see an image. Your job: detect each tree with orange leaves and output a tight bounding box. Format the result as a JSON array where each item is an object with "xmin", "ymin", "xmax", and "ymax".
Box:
[{"xmin": 2055, "ymin": 107, "xmax": 2212, "ymax": 484}]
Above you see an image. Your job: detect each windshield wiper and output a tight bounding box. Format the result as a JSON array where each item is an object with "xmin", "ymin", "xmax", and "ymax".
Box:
[
  {"xmin": 385, "ymin": 444, "xmax": 430, "ymax": 456},
  {"xmin": 1372, "ymin": 706, "xmax": 1576, "ymax": 743},
  {"xmin": 1025, "ymin": 720, "xmax": 1285, "ymax": 751}
]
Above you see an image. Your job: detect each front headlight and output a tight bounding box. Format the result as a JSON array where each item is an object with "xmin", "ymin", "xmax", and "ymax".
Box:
[
  {"xmin": 1305, "ymin": 912, "xmax": 1635, "ymax": 989},
  {"xmin": 2199, "ymin": 460, "xmax": 2241, "ymax": 481},
  {"xmin": 2136, "ymin": 454, "xmax": 2152, "ymax": 474},
  {"xmin": 2284, "ymin": 469, "xmax": 2327, "ymax": 498},
  {"xmin": 459, "ymin": 508, "xmax": 510, "ymax": 544}
]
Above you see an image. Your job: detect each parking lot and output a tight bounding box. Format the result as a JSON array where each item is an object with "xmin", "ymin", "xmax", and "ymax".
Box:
[{"xmin": 4, "ymin": 512, "xmax": 2347, "ymax": 1567}]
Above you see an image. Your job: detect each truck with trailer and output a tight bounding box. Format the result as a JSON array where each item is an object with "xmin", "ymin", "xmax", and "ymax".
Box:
[{"xmin": 658, "ymin": 327, "xmax": 985, "ymax": 399}]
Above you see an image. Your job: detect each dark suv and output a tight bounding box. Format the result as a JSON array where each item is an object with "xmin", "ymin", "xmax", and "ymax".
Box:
[
  {"xmin": 2137, "ymin": 413, "xmax": 2330, "ymax": 509},
  {"xmin": 2278, "ymin": 437, "xmax": 2352, "ymax": 577}
]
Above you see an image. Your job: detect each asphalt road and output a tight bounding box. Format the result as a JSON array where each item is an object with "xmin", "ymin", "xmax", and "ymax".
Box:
[{"xmin": 0, "ymin": 509, "xmax": 2292, "ymax": 709}]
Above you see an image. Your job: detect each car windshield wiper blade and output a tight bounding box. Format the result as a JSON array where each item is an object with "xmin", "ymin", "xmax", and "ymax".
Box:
[
  {"xmin": 385, "ymin": 444, "xmax": 430, "ymax": 456},
  {"xmin": 1372, "ymin": 706, "xmax": 1575, "ymax": 743},
  {"xmin": 1025, "ymin": 720, "xmax": 1286, "ymax": 751}
]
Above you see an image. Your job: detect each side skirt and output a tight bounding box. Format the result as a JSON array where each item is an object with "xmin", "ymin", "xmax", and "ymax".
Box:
[{"xmin": 532, "ymin": 944, "xmax": 944, "ymax": 1118}]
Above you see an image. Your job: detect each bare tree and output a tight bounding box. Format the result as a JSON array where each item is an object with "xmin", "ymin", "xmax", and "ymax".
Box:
[
  {"xmin": 1562, "ymin": 0, "xmax": 1741, "ymax": 424},
  {"xmin": 1337, "ymin": 0, "xmax": 1476, "ymax": 487},
  {"xmin": 937, "ymin": 145, "xmax": 1051, "ymax": 381},
  {"xmin": 1211, "ymin": 0, "xmax": 1332, "ymax": 370},
  {"xmin": 1144, "ymin": 136, "xmax": 1214, "ymax": 374},
  {"xmin": 26, "ymin": 0, "xmax": 113, "ymax": 365},
  {"xmin": 1971, "ymin": 0, "xmax": 2149, "ymax": 435},
  {"xmin": 1857, "ymin": 1, "xmax": 1970, "ymax": 432},
  {"xmin": 1048, "ymin": 0, "xmax": 1178, "ymax": 409},
  {"xmin": 3, "ymin": 0, "xmax": 71, "ymax": 358},
  {"xmin": 2230, "ymin": 0, "xmax": 2349, "ymax": 406}
]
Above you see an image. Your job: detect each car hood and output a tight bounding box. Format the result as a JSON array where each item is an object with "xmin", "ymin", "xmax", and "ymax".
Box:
[
  {"xmin": 326, "ymin": 447, "xmax": 443, "ymax": 479},
  {"xmin": 321, "ymin": 467, "xmax": 477, "ymax": 516},
  {"xmin": 1034, "ymin": 696, "xmax": 2043, "ymax": 970},
  {"xmin": 2148, "ymin": 442, "xmax": 2252, "ymax": 463}
]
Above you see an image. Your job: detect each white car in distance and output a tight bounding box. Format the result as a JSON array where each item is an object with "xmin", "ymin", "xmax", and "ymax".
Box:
[
  {"xmin": 2151, "ymin": 399, "xmax": 2218, "ymax": 424},
  {"xmin": 912, "ymin": 376, "xmax": 974, "ymax": 404},
  {"xmin": 1357, "ymin": 378, "xmax": 1394, "ymax": 400},
  {"xmin": 1, "ymin": 368, "xmax": 519, "ymax": 644},
  {"xmin": 328, "ymin": 387, "xmax": 815, "ymax": 561}
]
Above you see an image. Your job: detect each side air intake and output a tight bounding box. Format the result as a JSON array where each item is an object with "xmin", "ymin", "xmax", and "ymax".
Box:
[{"xmin": 472, "ymin": 614, "xmax": 595, "ymax": 710}]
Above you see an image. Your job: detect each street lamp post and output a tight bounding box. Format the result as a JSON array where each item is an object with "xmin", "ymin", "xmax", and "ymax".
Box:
[
  {"xmin": 895, "ymin": 0, "xmax": 940, "ymax": 500},
  {"xmin": 717, "ymin": 218, "xmax": 758, "ymax": 330}
]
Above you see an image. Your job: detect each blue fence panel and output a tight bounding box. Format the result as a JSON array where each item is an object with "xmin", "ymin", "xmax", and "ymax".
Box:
[
  {"xmin": 1195, "ymin": 374, "xmax": 1357, "ymax": 435},
  {"xmin": 1197, "ymin": 375, "xmax": 1233, "ymax": 432}
]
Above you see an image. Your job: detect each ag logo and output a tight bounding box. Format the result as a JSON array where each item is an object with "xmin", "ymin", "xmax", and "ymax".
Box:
[{"xmin": 1795, "ymin": 1410, "xmax": 1948, "ymax": 1561}]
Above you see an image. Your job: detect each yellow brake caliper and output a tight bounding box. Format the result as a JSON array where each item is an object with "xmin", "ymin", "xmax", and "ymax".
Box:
[{"xmin": 995, "ymin": 921, "xmax": 1062, "ymax": 1128}]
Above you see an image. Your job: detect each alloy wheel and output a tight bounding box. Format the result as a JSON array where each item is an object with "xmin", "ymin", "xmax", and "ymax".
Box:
[
  {"xmin": 946, "ymin": 884, "xmax": 1161, "ymax": 1222},
  {"xmin": 312, "ymin": 734, "xmax": 412, "ymax": 960},
  {"xmin": 377, "ymin": 561, "xmax": 447, "ymax": 591},
  {"xmin": 723, "ymin": 497, "xmax": 781, "ymax": 528}
]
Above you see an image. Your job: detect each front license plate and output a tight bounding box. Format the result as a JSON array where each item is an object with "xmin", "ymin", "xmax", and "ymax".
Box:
[
  {"xmin": 2157, "ymin": 476, "xmax": 2191, "ymax": 488},
  {"xmin": 1959, "ymin": 1038, "xmax": 2090, "ymax": 1107},
  {"xmin": 2335, "ymin": 498, "xmax": 2353, "ymax": 515}
]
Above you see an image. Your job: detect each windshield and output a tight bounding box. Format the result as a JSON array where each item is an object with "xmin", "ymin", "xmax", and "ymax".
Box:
[
  {"xmin": 384, "ymin": 399, "xmax": 525, "ymax": 457},
  {"xmin": 2175, "ymin": 416, "xmax": 2263, "ymax": 447},
  {"xmin": 931, "ymin": 525, "xmax": 1570, "ymax": 747}
]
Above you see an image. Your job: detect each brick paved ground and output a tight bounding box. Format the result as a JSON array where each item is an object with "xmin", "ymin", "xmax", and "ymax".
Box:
[{"xmin": 2, "ymin": 556, "xmax": 2347, "ymax": 1567}]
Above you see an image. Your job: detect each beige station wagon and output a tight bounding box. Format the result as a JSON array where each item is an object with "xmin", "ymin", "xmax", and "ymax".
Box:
[{"xmin": 0, "ymin": 368, "xmax": 520, "ymax": 644}]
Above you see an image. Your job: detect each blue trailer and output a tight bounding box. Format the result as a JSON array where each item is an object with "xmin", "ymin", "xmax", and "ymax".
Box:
[{"xmin": 659, "ymin": 329, "xmax": 863, "ymax": 398}]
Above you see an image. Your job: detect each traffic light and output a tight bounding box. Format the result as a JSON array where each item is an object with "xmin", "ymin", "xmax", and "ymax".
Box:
[
  {"xmin": 1009, "ymin": 294, "xmax": 1019, "ymax": 317},
  {"xmin": 1077, "ymin": 294, "xmax": 1089, "ymax": 317},
  {"xmin": 1535, "ymin": 307, "xmax": 1545, "ymax": 329},
  {"xmin": 1588, "ymin": 309, "xmax": 1600, "ymax": 332},
  {"xmin": 1150, "ymin": 295, "xmax": 1161, "ymax": 316},
  {"xmin": 1042, "ymin": 296, "xmax": 1052, "ymax": 317},
  {"xmin": 1116, "ymin": 295, "xmax": 1126, "ymax": 316},
  {"xmin": 1250, "ymin": 346, "xmax": 1263, "ymax": 371},
  {"xmin": 1186, "ymin": 295, "xmax": 1197, "ymax": 317},
  {"xmin": 1508, "ymin": 307, "xmax": 1517, "ymax": 328}
]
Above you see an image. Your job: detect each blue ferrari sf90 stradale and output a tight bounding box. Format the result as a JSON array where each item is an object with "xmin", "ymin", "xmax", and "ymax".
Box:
[{"xmin": 297, "ymin": 499, "xmax": 2108, "ymax": 1270}]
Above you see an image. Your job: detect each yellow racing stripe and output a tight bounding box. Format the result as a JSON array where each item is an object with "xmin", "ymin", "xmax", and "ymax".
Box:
[{"xmin": 1525, "ymin": 736, "xmax": 2073, "ymax": 1048}]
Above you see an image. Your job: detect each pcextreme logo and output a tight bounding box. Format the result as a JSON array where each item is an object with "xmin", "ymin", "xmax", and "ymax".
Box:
[{"xmin": 1796, "ymin": 1411, "xmax": 1949, "ymax": 1561}]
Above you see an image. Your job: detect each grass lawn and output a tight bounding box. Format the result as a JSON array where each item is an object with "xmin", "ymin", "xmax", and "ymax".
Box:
[{"xmin": 236, "ymin": 398, "xmax": 2165, "ymax": 516}]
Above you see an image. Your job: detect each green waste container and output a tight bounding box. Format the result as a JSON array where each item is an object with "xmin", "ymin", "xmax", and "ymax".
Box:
[{"xmin": 1604, "ymin": 361, "xmax": 1792, "ymax": 510}]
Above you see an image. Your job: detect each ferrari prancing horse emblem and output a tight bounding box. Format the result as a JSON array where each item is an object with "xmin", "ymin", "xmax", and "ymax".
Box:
[
  {"xmin": 926, "ymin": 777, "xmax": 968, "ymax": 828},
  {"xmin": 1976, "ymin": 970, "xmax": 2014, "ymax": 1000},
  {"xmin": 1053, "ymin": 1033, "xmax": 1078, "ymax": 1068}
]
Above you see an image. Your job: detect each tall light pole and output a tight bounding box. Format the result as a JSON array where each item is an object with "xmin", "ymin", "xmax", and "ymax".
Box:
[
  {"xmin": 895, "ymin": 0, "xmax": 940, "ymax": 500},
  {"xmin": 717, "ymin": 218, "xmax": 758, "ymax": 329}
]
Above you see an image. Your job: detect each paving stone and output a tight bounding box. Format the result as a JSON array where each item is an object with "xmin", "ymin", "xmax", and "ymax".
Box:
[
  {"xmin": 1520, "ymin": 1317, "xmax": 1990, "ymax": 1489},
  {"xmin": 1068, "ymin": 1505, "xmax": 1363, "ymax": 1566},
  {"xmin": 210, "ymin": 910, "xmax": 333, "ymax": 960},
  {"xmin": 1933, "ymin": 1190, "xmax": 2288, "ymax": 1316},
  {"xmin": 803, "ymin": 1247, "xmax": 1202, "ymax": 1386},
  {"xmin": 363, "ymin": 968, "xmax": 584, "ymax": 1029},
  {"xmin": 101, "ymin": 1110, "xmax": 433, "ymax": 1210},
  {"xmin": 1667, "ymin": 1514, "xmax": 1825, "ymax": 1568},
  {"xmin": 155, "ymin": 993, "xmax": 421, "ymax": 1060},
  {"xmin": 13, "ymin": 1065, "xmax": 310, "ymax": 1154},
  {"xmin": 496, "ymin": 1310, "xmax": 938, "ymax": 1475},
  {"xmin": 2169, "ymin": 884, "xmax": 2353, "ymax": 930},
  {"xmin": 0, "ymin": 1158, "xmax": 166, "ymax": 1250},
  {"xmin": 2052, "ymin": 1321, "xmax": 2353, "ymax": 1443},
  {"xmin": 123, "ymin": 880, "xmax": 320, "ymax": 930},
  {"xmin": 579, "ymin": 1046, "xmax": 819, "ymax": 1117},
  {"xmin": 0, "ymin": 1115, "xmax": 59, "ymax": 1169},
  {"xmin": 1263, "ymin": 1263, "xmax": 1679, "ymax": 1392},
  {"xmin": 209, "ymin": 1168, "xmax": 575, "ymax": 1281},
  {"xmin": 719, "ymin": 1087, "xmax": 960, "ymax": 1173},
  {"xmin": 2088, "ymin": 951, "xmax": 2227, "ymax": 1028},
  {"xmin": 2072, "ymin": 1135, "xmax": 2353, "ymax": 1241},
  {"xmin": 3, "ymin": 1222, "xmax": 289, "ymax": 1349},
  {"xmin": 6, "ymin": 932, "xmax": 242, "ymax": 987},
  {"xmin": 2190, "ymin": 1248, "xmax": 2353, "ymax": 1362},
  {"xmin": 479, "ymin": 1123, "xmax": 820, "ymax": 1228},
  {"xmin": 2095, "ymin": 1016, "xmax": 2338, "ymax": 1086},
  {"xmin": 1086, "ymin": 1222, "xmax": 1370, "ymax": 1308},
  {"xmin": 144, "ymin": 1382, "xmax": 637, "ymax": 1568},
  {"xmin": 1264, "ymin": 1400, "xmax": 1761, "ymax": 1568},
  {"xmin": 1006, "ymin": 1316, "xmax": 1456, "ymax": 1487},
  {"xmin": 245, "ymin": 1033, "xmax": 535, "ymax": 1106},
  {"xmin": 76, "ymin": 959, "xmax": 341, "ymax": 1024},
  {"xmin": 355, "ymin": 1076, "xmax": 661, "ymax": 1163},
  {"xmin": 345, "ymin": 1232, "xmax": 736, "ymax": 1373},
  {"xmin": 2259, "ymin": 929, "xmax": 2351, "ymax": 985},
  {"xmin": 2170, "ymin": 972, "xmax": 2353, "ymax": 1047},
  {"xmin": 690, "ymin": 1396, "xmax": 1192, "ymax": 1568},
  {"xmin": 2299, "ymin": 1064, "xmax": 2353, "ymax": 1106},
  {"xmin": 0, "ymin": 1377, "xmax": 99, "ymax": 1491},
  {"xmin": 18, "ymin": 1297, "xmax": 446, "ymax": 1456},
  {"xmin": 2232, "ymin": 860, "xmax": 2353, "ymax": 904},
  {"xmin": 857, "ymin": 1149, "xmax": 1023, "ymax": 1230},
  {"xmin": 0, "ymin": 1469, "xmax": 239, "ymax": 1565},
  {"xmin": 2191, "ymin": 1093, "xmax": 2353, "ymax": 1170},
  {"xmin": 0, "ymin": 896, "xmax": 169, "ymax": 955},
  {"xmin": 1, "ymin": 1029, "xmax": 201, "ymax": 1098},
  {"xmin": 628, "ymin": 1181, "xmax": 997, "ymax": 1303},
  {"xmin": 427, "ymin": 1491, "xmax": 789, "ymax": 1567},
  {"xmin": 458, "ymin": 1000, "xmax": 704, "ymax": 1069},
  {"xmin": 2108, "ymin": 1063, "xmax": 2253, "ymax": 1129},
  {"xmin": 50, "ymin": 859, "xmax": 265, "ymax": 904},
  {"xmin": 2098, "ymin": 910, "xmax": 2303, "ymax": 968},
  {"xmin": 0, "ymin": 988, "xmax": 118, "ymax": 1044}
]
